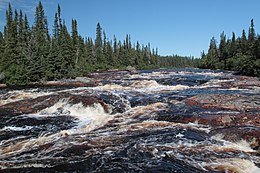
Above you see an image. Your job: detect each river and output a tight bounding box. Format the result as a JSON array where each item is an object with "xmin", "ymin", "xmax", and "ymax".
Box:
[{"xmin": 0, "ymin": 68, "xmax": 259, "ymax": 172}]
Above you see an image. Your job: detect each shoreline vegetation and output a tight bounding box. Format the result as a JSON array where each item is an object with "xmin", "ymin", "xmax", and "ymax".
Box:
[
  {"xmin": 0, "ymin": 2, "xmax": 259, "ymax": 87},
  {"xmin": 0, "ymin": 1, "xmax": 198, "ymax": 86},
  {"xmin": 200, "ymin": 19, "xmax": 260, "ymax": 77}
]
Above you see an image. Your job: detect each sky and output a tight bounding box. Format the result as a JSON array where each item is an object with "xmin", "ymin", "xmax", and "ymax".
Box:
[{"xmin": 0, "ymin": 0, "xmax": 260, "ymax": 57}]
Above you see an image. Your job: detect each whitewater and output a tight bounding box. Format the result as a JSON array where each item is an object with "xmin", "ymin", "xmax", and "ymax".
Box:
[{"xmin": 0, "ymin": 68, "xmax": 259, "ymax": 172}]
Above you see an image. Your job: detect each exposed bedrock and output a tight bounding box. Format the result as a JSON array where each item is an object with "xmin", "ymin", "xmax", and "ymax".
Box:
[
  {"xmin": 0, "ymin": 92, "xmax": 109, "ymax": 116},
  {"xmin": 185, "ymin": 94, "xmax": 260, "ymax": 112}
]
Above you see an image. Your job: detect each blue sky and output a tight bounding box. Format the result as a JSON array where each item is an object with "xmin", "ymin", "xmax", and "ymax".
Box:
[{"xmin": 0, "ymin": 0, "xmax": 260, "ymax": 57}]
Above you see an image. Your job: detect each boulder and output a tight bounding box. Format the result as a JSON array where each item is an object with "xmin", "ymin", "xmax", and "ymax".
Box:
[
  {"xmin": 75, "ymin": 77, "xmax": 96, "ymax": 85},
  {"xmin": 126, "ymin": 66, "xmax": 137, "ymax": 73}
]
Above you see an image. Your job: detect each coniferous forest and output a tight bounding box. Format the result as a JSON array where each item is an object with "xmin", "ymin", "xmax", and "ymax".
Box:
[
  {"xmin": 199, "ymin": 19, "xmax": 260, "ymax": 77},
  {"xmin": 0, "ymin": 2, "xmax": 197, "ymax": 86}
]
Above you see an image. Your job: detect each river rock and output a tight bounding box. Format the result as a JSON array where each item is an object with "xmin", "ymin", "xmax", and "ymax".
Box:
[
  {"xmin": 75, "ymin": 77, "xmax": 96, "ymax": 85},
  {"xmin": 44, "ymin": 79, "xmax": 97, "ymax": 87},
  {"xmin": 184, "ymin": 93, "xmax": 260, "ymax": 126},
  {"xmin": 209, "ymin": 126, "xmax": 260, "ymax": 150},
  {"xmin": 126, "ymin": 66, "xmax": 137, "ymax": 73},
  {"xmin": 0, "ymin": 92, "xmax": 109, "ymax": 116},
  {"xmin": 220, "ymin": 75, "xmax": 260, "ymax": 89},
  {"xmin": 185, "ymin": 94, "xmax": 260, "ymax": 112}
]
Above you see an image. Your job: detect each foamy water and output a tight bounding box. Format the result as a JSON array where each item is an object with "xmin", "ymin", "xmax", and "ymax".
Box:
[
  {"xmin": 0, "ymin": 68, "xmax": 259, "ymax": 172},
  {"xmin": 95, "ymin": 80, "xmax": 189, "ymax": 93},
  {"xmin": 0, "ymin": 89, "xmax": 53, "ymax": 106}
]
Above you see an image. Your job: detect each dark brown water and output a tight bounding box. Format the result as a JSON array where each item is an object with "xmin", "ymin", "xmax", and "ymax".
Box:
[{"xmin": 0, "ymin": 68, "xmax": 259, "ymax": 173}]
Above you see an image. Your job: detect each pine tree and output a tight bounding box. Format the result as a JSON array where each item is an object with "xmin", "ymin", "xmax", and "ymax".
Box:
[
  {"xmin": 72, "ymin": 19, "xmax": 79, "ymax": 65},
  {"xmin": 135, "ymin": 41, "xmax": 143, "ymax": 68},
  {"xmin": 240, "ymin": 29, "xmax": 248, "ymax": 54},
  {"xmin": 248, "ymin": 19, "xmax": 256, "ymax": 45},
  {"xmin": 30, "ymin": 1, "xmax": 50, "ymax": 81},
  {"xmin": 230, "ymin": 32, "xmax": 236, "ymax": 56},
  {"xmin": 58, "ymin": 22, "xmax": 75, "ymax": 78},
  {"xmin": 102, "ymin": 31, "xmax": 108, "ymax": 64},
  {"xmin": 253, "ymin": 36, "xmax": 260, "ymax": 76},
  {"xmin": 1, "ymin": 2, "xmax": 187, "ymax": 84},
  {"xmin": 95, "ymin": 22, "xmax": 104, "ymax": 66},
  {"xmin": 75, "ymin": 35, "xmax": 88, "ymax": 75},
  {"xmin": 0, "ymin": 31, "xmax": 4, "ymax": 81},
  {"xmin": 218, "ymin": 31, "xmax": 228, "ymax": 69},
  {"xmin": 106, "ymin": 41, "xmax": 114, "ymax": 67},
  {"xmin": 226, "ymin": 32, "xmax": 237, "ymax": 70},
  {"xmin": 2, "ymin": 5, "xmax": 23, "ymax": 85},
  {"xmin": 113, "ymin": 35, "xmax": 119, "ymax": 66},
  {"xmin": 205, "ymin": 37, "xmax": 218, "ymax": 69},
  {"xmin": 85, "ymin": 37, "xmax": 96, "ymax": 68},
  {"xmin": 53, "ymin": 12, "xmax": 59, "ymax": 39}
]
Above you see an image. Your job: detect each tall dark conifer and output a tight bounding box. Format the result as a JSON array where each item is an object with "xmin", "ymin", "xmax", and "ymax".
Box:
[
  {"xmin": 30, "ymin": 1, "xmax": 50, "ymax": 81},
  {"xmin": 95, "ymin": 22, "xmax": 104, "ymax": 64},
  {"xmin": 218, "ymin": 31, "xmax": 228, "ymax": 69},
  {"xmin": 72, "ymin": 19, "xmax": 79, "ymax": 65}
]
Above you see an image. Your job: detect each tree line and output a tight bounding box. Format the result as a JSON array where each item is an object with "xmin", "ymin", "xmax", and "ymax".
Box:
[
  {"xmin": 159, "ymin": 55, "xmax": 199, "ymax": 68},
  {"xmin": 199, "ymin": 19, "xmax": 260, "ymax": 77},
  {"xmin": 0, "ymin": 2, "xmax": 198, "ymax": 85}
]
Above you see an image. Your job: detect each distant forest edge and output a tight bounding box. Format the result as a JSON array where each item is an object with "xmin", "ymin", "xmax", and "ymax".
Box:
[
  {"xmin": 0, "ymin": 2, "xmax": 198, "ymax": 85},
  {"xmin": 200, "ymin": 19, "xmax": 260, "ymax": 77}
]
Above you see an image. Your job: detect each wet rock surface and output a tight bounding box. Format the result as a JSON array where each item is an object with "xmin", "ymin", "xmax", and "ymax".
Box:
[
  {"xmin": 0, "ymin": 69, "xmax": 259, "ymax": 172},
  {"xmin": 0, "ymin": 92, "xmax": 108, "ymax": 116}
]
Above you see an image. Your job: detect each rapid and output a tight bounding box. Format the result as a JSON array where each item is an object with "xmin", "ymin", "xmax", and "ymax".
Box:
[{"xmin": 0, "ymin": 68, "xmax": 259, "ymax": 172}]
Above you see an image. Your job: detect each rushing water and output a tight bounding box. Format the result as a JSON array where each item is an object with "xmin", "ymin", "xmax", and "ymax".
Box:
[{"xmin": 0, "ymin": 68, "xmax": 259, "ymax": 173}]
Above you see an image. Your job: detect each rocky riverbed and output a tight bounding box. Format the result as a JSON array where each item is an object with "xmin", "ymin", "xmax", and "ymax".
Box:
[{"xmin": 0, "ymin": 68, "xmax": 259, "ymax": 172}]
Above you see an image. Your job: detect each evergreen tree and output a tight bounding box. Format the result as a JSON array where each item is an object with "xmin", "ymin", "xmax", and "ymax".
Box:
[
  {"xmin": 201, "ymin": 19, "xmax": 260, "ymax": 77},
  {"xmin": 30, "ymin": 1, "xmax": 50, "ymax": 81},
  {"xmin": 2, "ymin": 4, "xmax": 20, "ymax": 84},
  {"xmin": 248, "ymin": 19, "xmax": 256, "ymax": 46},
  {"xmin": 75, "ymin": 35, "xmax": 88, "ymax": 75},
  {"xmin": 53, "ymin": 12, "xmax": 59, "ymax": 39},
  {"xmin": 230, "ymin": 32, "xmax": 237, "ymax": 56},
  {"xmin": 113, "ymin": 35, "xmax": 119, "ymax": 66},
  {"xmin": 85, "ymin": 37, "xmax": 96, "ymax": 68},
  {"xmin": 106, "ymin": 41, "xmax": 114, "ymax": 67},
  {"xmin": 240, "ymin": 29, "xmax": 248, "ymax": 54},
  {"xmin": 58, "ymin": 21, "xmax": 74, "ymax": 78},
  {"xmin": 0, "ymin": 2, "xmax": 203, "ymax": 85},
  {"xmin": 218, "ymin": 31, "xmax": 228, "ymax": 69},
  {"xmin": 102, "ymin": 31, "xmax": 108, "ymax": 64},
  {"xmin": 0, "ymin": 31, "xmax": 4, "ymax": 82},
  {"xmin": 72, "ymin": 19, "xmax": 79, "ymax": 65},
  {"xmin": 95, "ymin": 22, "xmax": 104, "ymax": 66}
]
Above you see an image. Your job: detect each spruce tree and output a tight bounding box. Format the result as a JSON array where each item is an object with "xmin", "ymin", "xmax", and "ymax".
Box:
[
  {"xmin": 106, "ymin": 41, "xmax": 114, "ymax": 67},
  {"xmin": 240, "ymin": 29, "xmax": 248, "ymax": 54},
  {"xmin": 218, "ymin": 31, "xmax": 228, "ymax": 69},
  {"xmin": 113, "ymin": 35, "xmax": 119, "ymax": 66},
  {"xmin": 230, "ymin": 32, "xmax": 236, "ymax": 56},
  {"xmin": 248, "ymin": 19, "xmax": 256, "ymax": 45},
  {"xmin": 85, "ymin": 37, "xmax": 96, "ymax": 68},
  {"xmin": 102, "ymin": 31, "xmax": 107, "ymax": 64},
  {"xmin": 53, "ymin": 12, "xmax": 59, "ymax": 39},
  {"xmin": 30, "ymin": 1, "xmax": 50, "ymax": 81},
  {"xmin": 72, "ymin": 19, "xmax": 79, "ymax": 65},
  {"xmin": 75, "ymin": 35, "xmax": 88, "ymax": 75},
  {"xmin": 58, "ymin": 21, "xmax": 74, "ymax": 78},
  {"xmin": 95, "ymin": 22, "xmax": 104, "ymax": 66},
  {"xmin": 0, "ymin": 31, "xmax": 4, "ymax": 81},
  {"xmin": 3, "ymin": 5, "xmax": 22, "ymax": 84}
]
